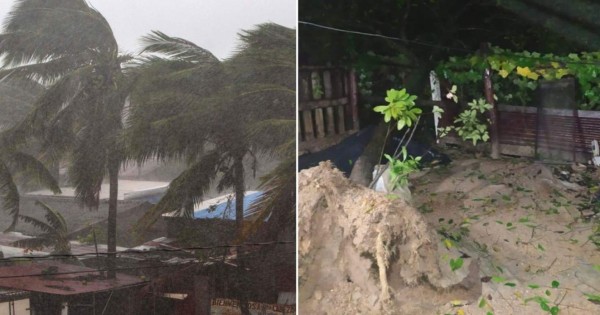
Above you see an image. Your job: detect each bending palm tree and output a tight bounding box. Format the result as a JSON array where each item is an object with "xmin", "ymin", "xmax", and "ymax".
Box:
[
  {"xmin": 128, "ymin": 24, "xmax": 295, "ymax": 239},
  {"xmin": 0, "ymin": 0, "xmax": 129, "ymax": 278}
]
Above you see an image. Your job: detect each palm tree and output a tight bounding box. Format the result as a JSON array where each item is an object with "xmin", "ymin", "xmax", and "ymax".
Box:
[
  {"xmin": 0, "ymin": 143, "xmax": 61, "ymax": 232},
  {"xmin": 228, "ymin": 24, "xmax": 296, "ymax": 241},
  {"xmin": 0, "ymin": 0, "xmax": 130, "ymax": 278},
  {"xmin": 128, "ymin": 23, "xmax": 295, "ymax": 239},
  {"xmin": 14, "ymin": 200, "xmax": 70, "ymax": 255},
  {"xmin": 0, "ymin": 77, "xmax": 61, "ymax": 233}
]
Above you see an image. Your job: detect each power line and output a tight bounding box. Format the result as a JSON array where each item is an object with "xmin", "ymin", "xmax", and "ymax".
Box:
[
  {"xmin": 298, "ymin": 21, "xmax": 472, "ymax": 53},
  {"xmin": 0, "ymin": 240, "xmax": 294, "ymax": 262},
  {"xmin": 299, "ymin": 20, "xmax": 600, "ymax": 66},
  {"xmin": 0, "ymin": 261, "xmax": 188, "ymax": 280},
  {"xmin": 0, "ymin": 250, "xmax": 297, "ymax": 280}
]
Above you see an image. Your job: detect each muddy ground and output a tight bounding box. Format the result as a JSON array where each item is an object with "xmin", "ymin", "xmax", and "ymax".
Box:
[{"xmin": 299, "ymin": 152, "xmax": 600, "ymax": 314}]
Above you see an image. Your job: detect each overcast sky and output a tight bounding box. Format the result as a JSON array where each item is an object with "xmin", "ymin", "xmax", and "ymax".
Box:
[{"xmin": 0, "ymin": 0, "xmax": 296, "ymax": 60}]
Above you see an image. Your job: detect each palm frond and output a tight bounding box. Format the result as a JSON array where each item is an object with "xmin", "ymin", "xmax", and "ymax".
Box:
[
  {"xmin": 247, "ymin": 119, "xmax": 295, "ymax": 158},
  {"xmin": 0, "ymin": 160, "xmax": 20, "ymax": 232},
  {"xmin": 13, "ymin": 236, "xmax": 52, "ymax": 251},
  {"xmin": 15, "ymin": 201, "xmax": 70, "ymax": 253},
  {"xmin": 16, "ymin": 213, "xmax": 53, "ymax": 234},
  {"xmin": 135, "ymin": 150, "xmax": 222, "ymax": 230},
  {"xmin": 140, "ymin": 30, "xmax": 220, "ymax": 63},
  {"xmin": 8, "ymin": 151, "xmax": 61, "ymax": 194},
  {"xmin": 68, "ymin": 123, "xmax": 109, "ymax": 209},
  {"xmin": 1, "ymin": 0, "xmax": 117, "ymax": 66},
  {"xmin": 0, "ymin": 52, "xmax": 92, "ymax": 84},
  {"xmin": 36, "ymin": 200, "xmax": 68, "ymax": 234},
  {"xmin": 238, "ymin": 158, "xmax": 295, "ymax": 242}
]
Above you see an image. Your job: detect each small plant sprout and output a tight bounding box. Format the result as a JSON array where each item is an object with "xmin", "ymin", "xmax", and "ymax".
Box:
[
  {"xmin": 373, "ymin": 88, "xmax": 421, "ymax": 131},
  {"xmin": 384, "ymin": 146, "xmax": 421, "ymax": 189},
  {"xmin": 454, "ymin": 98, "xmax": 492, "ymax": 146},
  {"xmin": 371, "ymin": 88, "xmax": 423, "ymax": 190},
  {"xmin": 446, "ymin": 85, "xmax": 458, "ymax": 103}
]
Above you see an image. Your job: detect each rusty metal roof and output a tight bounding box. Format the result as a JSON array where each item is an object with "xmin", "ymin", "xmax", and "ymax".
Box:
[{"xmin": 0, "ymin": 261, "xmax": 146, "ymax": 296}]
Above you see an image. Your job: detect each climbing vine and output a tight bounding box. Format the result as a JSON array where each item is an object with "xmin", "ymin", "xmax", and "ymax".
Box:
[{"xmin": 436, "ymin": 47, "xmax": 600, "ymax": 110}]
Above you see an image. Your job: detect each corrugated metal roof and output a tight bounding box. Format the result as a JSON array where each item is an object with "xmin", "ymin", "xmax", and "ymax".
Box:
[{"xmin": 0, "ymin": 262, "xmax": 145, "ymax": 296}]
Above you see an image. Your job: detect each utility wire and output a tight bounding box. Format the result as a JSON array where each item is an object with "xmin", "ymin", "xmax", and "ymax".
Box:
[
  {"xmin": 0, "ymin": 260, "xmax": 192, "ymax": 280},
  {"xmin": 0, "ymin": 240, "xmax": 294, "ymax": 262},
  {"xmin": 298, "ymin": 21, "xmax": 472, "ymax": 53},
  {"xmin": 299, "ymin": 20, "xmax": 600, "ymax": 66},
  {"xmin": 0, "ymin": 250, "xmax": 297, "ymax": 280}
]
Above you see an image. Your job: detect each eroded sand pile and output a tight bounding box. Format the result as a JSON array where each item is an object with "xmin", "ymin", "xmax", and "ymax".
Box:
[{"xmin": 298, "ymin": 162, "xmax": 480, "ymax": 314}]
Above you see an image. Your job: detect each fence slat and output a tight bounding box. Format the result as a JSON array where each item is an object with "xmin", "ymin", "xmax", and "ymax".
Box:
[
  {"xmin": 314, "ymin": 108, "xmax": 325, "ymax": 138},
  {"xmin": 336, "ymin": 105, "xmax": 346, "ymax": 134},
  {"xmin": 326, "ymin": 107, "xmax": 335, "ymax": 135},
  {"xmin": 302, "ymin": 110, "xmax": 314, "ymax": 140}
]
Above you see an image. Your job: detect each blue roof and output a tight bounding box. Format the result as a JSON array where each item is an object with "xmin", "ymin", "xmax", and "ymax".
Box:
[{"xmin": 193, "ymin": 191, "xmax": 264, "ymax": 220}]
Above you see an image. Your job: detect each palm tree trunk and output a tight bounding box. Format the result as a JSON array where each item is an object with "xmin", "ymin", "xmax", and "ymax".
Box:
[
  {"xmin": 107, "ymin": 158, "xmax": 119, "ymax": 279},
  {"xmin": 234, "ymin": 155, "xmax": 245, "ymax": 236}
]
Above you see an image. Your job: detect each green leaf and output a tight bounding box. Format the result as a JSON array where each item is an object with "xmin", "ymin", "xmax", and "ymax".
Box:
[
  {"xmin": 528, "ymin": 284, "xmax": 540, "ymax": 289},
  {"xmin": 551, "ymin": 280, "xmax": 559, "ymax": 288},
  {"xmin": 537, "ymin": 244, "xmax": 545, "ymax": 251},
  {"xmin": 525, "ymin": 296, "xmax": 549, "ymax": 304},
  {"xmin": 550, "ymin": 306, "xmax": 559, "ymax": 315},
  {"xmin": 540, "ymin": 301, "xmax": 550, "ymax": 312},
  {"xmin": 584, "ymin": 293, "xmax": 600, "ymax": 303},
  {"xmin": 450, "ymin": 258, "xmax": 464, "ymax": 272},
  {"xmin": 478, "ymin": 298, "xmax": 486, "ymax": 308},
  {"xmin": 491, "ymin": 276, "xmax": 506, "ymax": 283},
  {"xmin": 504, "ymin": 282, "xmax": 516, "ymax": 287},
  {"xmin": 397, "ymin": 119, "xmax": 406, "ymax": 130},
  {"xmin": 373, "ymin": 105, "xmax": 387, "ymax": 113},
  {"xmin": 545, "ymin": 289, "xmax": 551, "ymax": 296}
]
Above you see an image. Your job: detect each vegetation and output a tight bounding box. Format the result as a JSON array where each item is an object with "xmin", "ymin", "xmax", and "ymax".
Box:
[
  {"xmin": 0, "ymin": 3, "xmax": 294, "ymax": 295},
  {"xmin": 438, "ymin": 96, "xmax": 493, "ymax": 147},
  {"xmin": 0, "ymin": 0, "xmax": 131, "ymax": 278},
  {"xmin": 370, "ymin": 88, "xmax": 423, "ymax": 190},
  {"xmin": 15, "ymin": 200, "xmax": 70, "ymax": 255},
  {"xmin": 437, "ymin": 47, "xmax": 600, "ymax": 110},
  {"xmin": 128, "ymin": 23, "xmax": 295, "ymax": 240},
  {"xmin": 0, "ymin": 134, "xmax": 61, "ymax": 231}
]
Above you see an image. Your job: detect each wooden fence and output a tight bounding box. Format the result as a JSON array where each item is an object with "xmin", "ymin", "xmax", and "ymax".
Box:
[{"xmin": 298, "ymin": 66, "xmax": 359, "ymax": 153}]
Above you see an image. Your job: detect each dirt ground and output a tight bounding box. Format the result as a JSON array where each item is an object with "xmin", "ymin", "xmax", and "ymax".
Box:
[{"xmin": 299, "ymin": 153, "xmax": 600, "ymax": 315}]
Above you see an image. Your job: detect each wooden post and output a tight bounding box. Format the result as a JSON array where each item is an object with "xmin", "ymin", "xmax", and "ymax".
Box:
[
  {"xmin": 348, "ymin": 69, "xmax": 359, "ymax": 130},
  {"xmin": 483, "ymin": 68, "xmax": 500, "ymax": 159},
  {"xmin": 194, "ymin": 275, "xmax": 210, "ymax": 315}
]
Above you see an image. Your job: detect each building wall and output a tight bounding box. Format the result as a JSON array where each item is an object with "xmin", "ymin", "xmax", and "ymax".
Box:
[{"xmin": 0, "ymin": 299, "xmax": 29, "ymax": 315}]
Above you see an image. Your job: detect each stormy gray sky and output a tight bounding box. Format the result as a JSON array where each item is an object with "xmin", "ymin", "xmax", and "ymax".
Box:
[{"xmin": 0, "ymin": 0, "xmax": 296, "ymax": 60}]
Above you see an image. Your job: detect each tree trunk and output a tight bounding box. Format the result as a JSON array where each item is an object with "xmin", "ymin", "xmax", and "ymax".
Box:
[
  {"xmin": 233, "ymin": 154, "xmax": 250, "ymax": 315},
  {"xmin": 233, "ymin": 155, "xmax": 245, "ymax": 236},
  {"xmin": 107, "ymin": 158, "xmax": 119, "ymax": 279}
]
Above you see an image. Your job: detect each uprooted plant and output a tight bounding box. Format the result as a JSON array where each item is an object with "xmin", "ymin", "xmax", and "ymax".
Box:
[{"xmin": 370, "ymin": 88, "xmax": 422, "ymax": 191}]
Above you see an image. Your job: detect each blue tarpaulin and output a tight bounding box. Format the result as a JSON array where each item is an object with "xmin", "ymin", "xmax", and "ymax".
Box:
[{"xmin": 193, "ymin": 191, "xmax": 264, "ymax": 220}]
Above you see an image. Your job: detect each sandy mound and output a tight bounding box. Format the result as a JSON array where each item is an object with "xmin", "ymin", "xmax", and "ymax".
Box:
[{"xmin": 298, "ymin": 162, "xmax": 481, "ymax": 314}]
